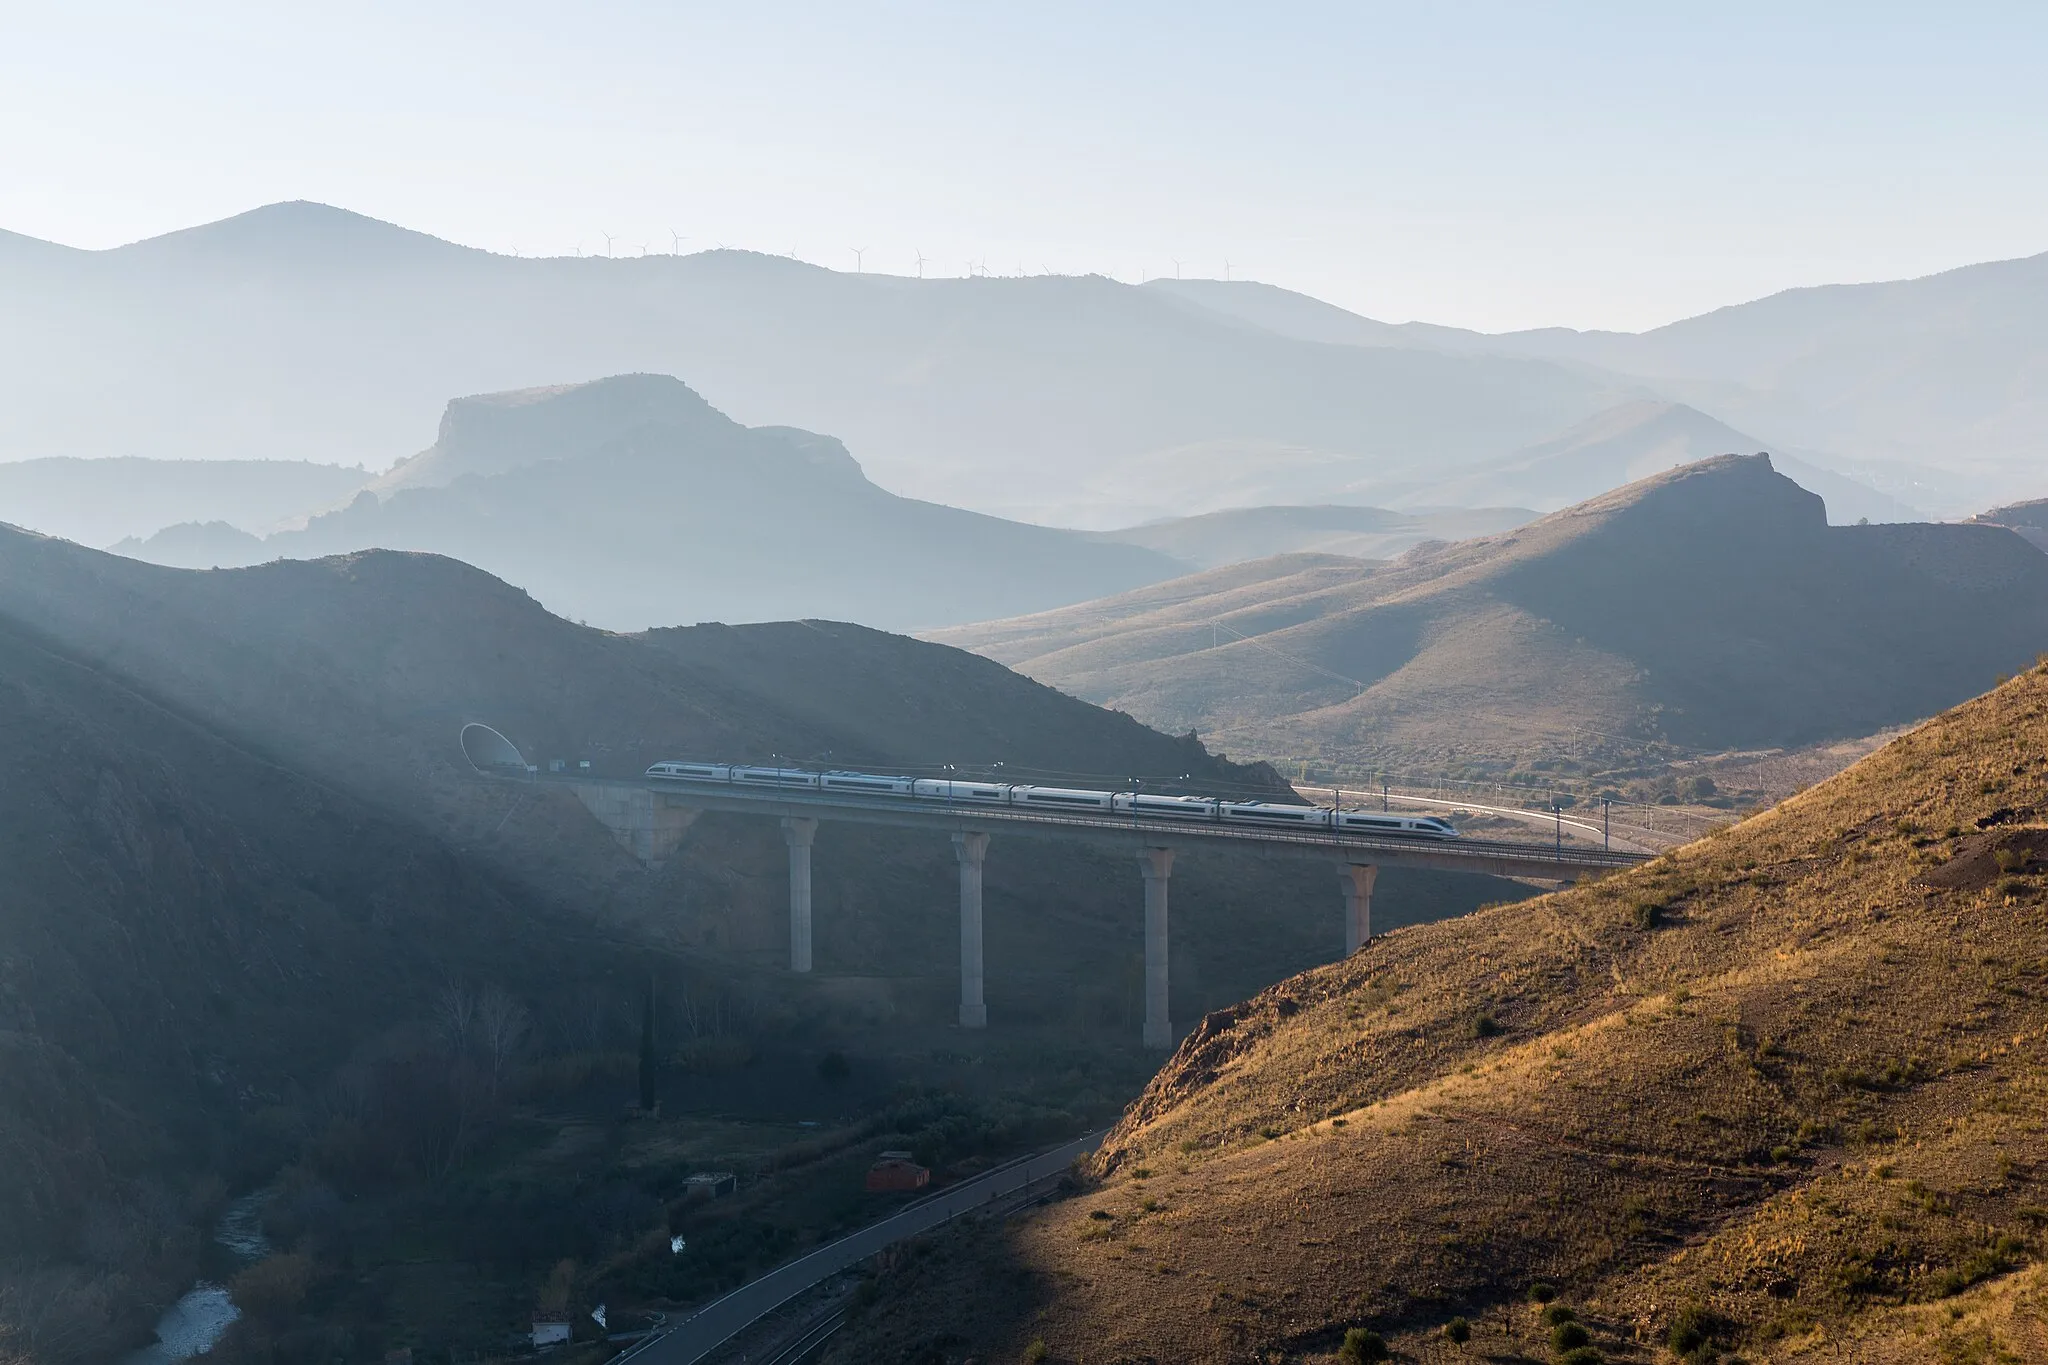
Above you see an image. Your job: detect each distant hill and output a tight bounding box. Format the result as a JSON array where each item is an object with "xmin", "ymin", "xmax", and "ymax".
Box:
[
  {"xmin": 1974, "ymin": 496, "xmax": 2048, "ymax": 553},
  {"xmin": 1392, "ymin": 400, "xmax": 1924, "ymax": 524},
  {"xmin": 1156, "ymin": 260, "xmax": 2048, "ymax": 515},
  {"xmin": 1093, "ymin": 504, "xmax": 1535, "ymax": 570},
  {"xmin": 110, "ymin": 518, "xmax": 266, "ymax": 568},
  {"xmin": 0, "ymin": 456, "xmax": 364, "ymax": 547},
  {"xmin": 827, "ymin": 662, "xmax": 2048, "ymax": 1365},
  {"xmin": 0, "ymin": 202, "xmax": 1637, "ymax": 527},
  {"xmin": 931, "ymin": 455, "xmax": 2048, "ymax": 771},
  {"xmin": 112, "ymin": 373, "xmax": 1187, "ymax": 631}
]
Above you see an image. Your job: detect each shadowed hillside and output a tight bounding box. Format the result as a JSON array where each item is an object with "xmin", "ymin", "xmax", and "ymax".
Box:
[
  {"xmin": 827, "ymin": 659, "xmax": 2048, "ymax": 1364},
  {"xmin": 0, "ymin": 612, "xmax": 582, "ymax": 1361},
  {"xmin": 931, "ymin": 455, "xmax": 2048, "ymax": 773},
  {"xmin": 112, "ymin": 374, "xmax": 1184, "ymax": 631}
]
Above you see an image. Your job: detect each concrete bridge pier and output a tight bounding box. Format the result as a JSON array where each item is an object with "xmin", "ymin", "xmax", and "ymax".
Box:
[
  {"xmin": 952, "ymin": 832, "xmax": 990, "ymax": 1028},
  {"xmin": 782, "ymin": 817, "xmax": 818, "ymax": 973},
  {"xmin": 1139, "ymin": 847, "xmax": 1176, "ymax": 1049},
  {"xmin": 1340, "ymin": 863, "xmax": 1379, "ymax": 955}
]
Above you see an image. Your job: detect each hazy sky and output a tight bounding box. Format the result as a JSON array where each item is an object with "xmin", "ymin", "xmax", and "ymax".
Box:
[{"xmin": 5, "ymin": 2, "xmax": 2045, "ymax": 331}]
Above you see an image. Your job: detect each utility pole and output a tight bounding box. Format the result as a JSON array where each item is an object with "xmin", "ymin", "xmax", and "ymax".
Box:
[
  {"xmin": 1554, "ymin": 804, "xmax": 1563, "ymax": 854},
  {"xmin": 1602, "ymin": 798, "xmax": 1610, "ymax": 850}
]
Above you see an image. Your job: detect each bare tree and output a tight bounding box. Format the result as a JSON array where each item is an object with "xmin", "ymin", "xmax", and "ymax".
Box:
[
  {"xmin": 477, "ymin": 985, "xmax": 530, "ymax": 1094},
  {"xmin": 437, "ymin": 979, "xmax": 477, "ymax": 1057}
]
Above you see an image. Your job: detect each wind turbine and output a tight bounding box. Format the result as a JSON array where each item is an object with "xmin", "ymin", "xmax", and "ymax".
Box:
[
  {"xmin": 1223, "ymin": 258, "xmax": 1233, "ymax": 281},
  {"xmin": 636, "ymin": 242, "xmax": 649, "ymax": 256},
  {"xmin": 913, "ymin": 249, "xmax": 928, "ymax": 278},
  {"xmin": 602, "ymin": 231, "xmax": 616, "ymax": 257},
  {"xmin": 850, "ymin": 246, "xmax": 867, "ymax": 272},
  {"xmin": 670, "ymin": 229, "xmax": 687, "ymax": 254},
  {"xmin": 1170, "ymin": 256, "xmax": 1183, "ymax": 279}
]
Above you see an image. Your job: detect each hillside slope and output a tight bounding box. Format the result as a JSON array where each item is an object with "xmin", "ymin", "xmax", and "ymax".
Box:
[
  {"xmin": 0, "ymin": 202, "xmax": 1634, "ymax": 527},
  {"xmin": 0, "ymin": 613, "xmax": 580, "ymax": 1360},
  {"xmin": 1094, "ymin": 505, "xmax": 1534, "ymax": 571},
  {"xmin": 831, "ymin": 660, "xmax": 2048, "ymax": 1364},
  {"xmin": 930, "ymin": 455, "xmax": 2048, "ymax": 772},
  {"xmin": 1975, "ymin": 497, "xmax": 2048, "ymax": 554},
  {"xmin": 112, "ymin": 373, "xmax": 1183, "ymax": 631}
]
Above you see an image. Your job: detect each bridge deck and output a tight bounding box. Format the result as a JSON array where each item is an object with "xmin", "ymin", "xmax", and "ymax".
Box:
[{"xmin": 632, "ymin": 776, "xmax": 1651, "ymax": 880}]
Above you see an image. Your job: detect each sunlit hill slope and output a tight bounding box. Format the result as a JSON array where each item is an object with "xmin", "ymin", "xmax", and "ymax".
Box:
[{"xmin": 832, "ymin": 659, "xmax": 2048, "ymax": 1363}]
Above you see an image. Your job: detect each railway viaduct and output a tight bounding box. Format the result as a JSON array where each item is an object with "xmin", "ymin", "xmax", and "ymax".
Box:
[
  {"xmin": 558, "ymin": 768, "xmax": 1650, "ymax": 1049},
  {"xmin": 464, "ymin": 722, "xmax": 1649, "ymax": 1048}
]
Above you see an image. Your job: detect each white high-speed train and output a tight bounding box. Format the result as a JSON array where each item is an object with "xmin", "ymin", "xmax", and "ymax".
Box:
[{"xmin": 643, "ymin": 762, "xmax": 1458, "ymax": 839}]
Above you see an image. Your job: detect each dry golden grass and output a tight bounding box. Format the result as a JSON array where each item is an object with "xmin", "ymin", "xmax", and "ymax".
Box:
[{"xmin": 829, "ymin": 661, "xmax": 2048, "ymax": 1364}]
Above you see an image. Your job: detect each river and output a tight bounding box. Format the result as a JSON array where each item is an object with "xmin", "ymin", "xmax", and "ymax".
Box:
[{"xmin": 122, "ymin": 1193, "xmax": 272, "ymax": 1365}]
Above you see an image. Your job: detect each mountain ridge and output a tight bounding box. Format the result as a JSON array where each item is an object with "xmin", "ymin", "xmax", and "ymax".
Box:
[{"xmin": 931, "ymin": 455, "xmax": 2048, "ymax": 769}]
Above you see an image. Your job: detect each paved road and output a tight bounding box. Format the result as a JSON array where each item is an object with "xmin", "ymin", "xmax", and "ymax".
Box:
[{"xmin": 626, "ymin": 1134, "xmax": 1101, "ymax": 1365}]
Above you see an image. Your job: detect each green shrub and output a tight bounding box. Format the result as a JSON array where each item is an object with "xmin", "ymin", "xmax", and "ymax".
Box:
[
  {"xmin": 1556, "ymin": 1349, "xmax": 1602, "ymax": 1365},
  {"xmin": 1022, "ymin": 1340, "xmax": 1050, "ymax": 1365},
  {"xmin": 1472, "ymin": 1013, "xmax": 1501, "ymax": 1038},
  {"xmin": 1443, "ymin": 1315, "xmax": 1471, "ymax": 1343},
  {"xmin": 1632, "ymin": 901, "xmax": 1663, "ymax": 929},
  {"xmin": 1339, "ymin": 1327, "xmax": 1388, "ymax": 1363},
  {"xmin": 1550, "ymin": 1320, "xmax": 1590, "ymax": 1351},
  {"xmin": 1667, "ymin": 1301, "xmax": 1711, "ymax": 1353},
  {"xmin": 1527, "ymin": 1281, "xmax": 1557, "ymax": 1304},
  {"xmin": 1541, "ymin": 1303, "xmax": 1576, "ymax": 1326}
]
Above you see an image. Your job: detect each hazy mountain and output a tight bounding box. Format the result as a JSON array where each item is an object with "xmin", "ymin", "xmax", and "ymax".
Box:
[
  {"xmin": 110, "ymin": 519, "xmax": 267, "ymax": 568},
  {"xmin": 114, "ymin": 373, "xmax": 1186, "ymax": 631},
  {"xmin": 931, "ymin": 455, "xmax": 2048, "ymax": 770},
  {"xmin": 1156, "ymin": 259, "xmax": 2048, "ymax": 513},
  {"xmin": 1094, "ymin": 504, "xmax": 1535, "ymax": 570},
  {"xmin": 1389, "ymin": 400, "xmax": 1925, "ymax": 524},
  {"xmin": 0, "ymin": 202, "xmax": 1638, "ymax": 527},
  {"xmin": 0, "ymin": 456, "xmax": 364, "ymax": 547},
  {"xmin": 1973, "ymin": 495, "xmax": 2048, "ymax": 553},
  {"xmin": 831, "ymin": 667, "xmax": 2048, "ymax": 1363}
]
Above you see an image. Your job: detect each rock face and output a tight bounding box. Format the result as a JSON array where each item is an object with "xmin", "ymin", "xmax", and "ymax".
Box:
[{"xmin": 372, "ymin": 373, "xmax": 746, "ymax": 492}]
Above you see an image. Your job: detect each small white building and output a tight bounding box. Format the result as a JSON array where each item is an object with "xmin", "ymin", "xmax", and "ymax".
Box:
[{"xmin": 531, "ymin": 1318, "xmax": 573, "ymax": 1349}]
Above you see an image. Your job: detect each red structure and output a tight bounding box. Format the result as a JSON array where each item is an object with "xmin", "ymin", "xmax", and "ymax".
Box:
[{"xmin": 864, "ymin": 1151, "xmax": 931, "ymax": 1192}]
